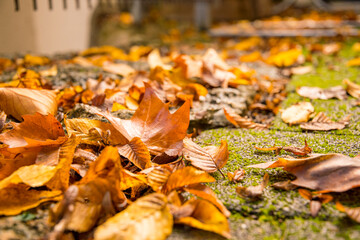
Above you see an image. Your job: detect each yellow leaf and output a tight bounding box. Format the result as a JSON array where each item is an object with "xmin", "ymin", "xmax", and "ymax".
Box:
[
  {"xmin": 176, "ymin": 199, "xmax": 231, "ymax": 239},
  {"xmin": 24, "ymin": 54, "xmax": 50, "ymax": 66},
  {"xmin": 0, "ymin": 88, "xmax": 57, "ymax": 121},
  {"xmin": 94, "ymin": 193, "xmax": 173, "ymax": 240}
]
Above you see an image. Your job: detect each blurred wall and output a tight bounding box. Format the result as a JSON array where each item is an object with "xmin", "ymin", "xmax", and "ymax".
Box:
[{"xmin": 0, "ymin": 0, "xmax": 96, "ymax": 55}]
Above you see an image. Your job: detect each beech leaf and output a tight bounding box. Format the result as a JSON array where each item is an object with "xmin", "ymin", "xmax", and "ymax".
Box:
[
  {"xmin": 281, "ymin": 102, "xmax": 314, "ymax": 125},
  {"xmin": 224, "ymin": 107, "xmax": 268, "ymax": 130},
  {"xmin": 94, "ymin": 193, "xmax": 173, "ymax": 240},
  {"xmin": 300, "ymin": 112, "xmax": 351, "ymax": 131},
  {"xmin": 183, "ymin": 137, "xmax": 229, "ymax": 175},
  {"xmin": 296, "ymin": 86, "xmax": 347, "ymax": 100},
  {"xmin": 0, "ymin": 88, "xmax": 57, "ymax": 121},
  {"xmin": 344, "ymin": 79, "xmax": 360, "ymax": 99},
  {"xmin": 117, "ymin": 137, "xmax": 151, "ymax": 170}
]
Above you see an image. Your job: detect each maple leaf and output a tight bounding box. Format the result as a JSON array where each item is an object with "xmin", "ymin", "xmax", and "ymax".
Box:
[
  {"xmin": 224, "ymin": 107, "xmax": 268, "ymax": 130},
  {"xmin": 182, "ymin": 137, "xmax": 228, "ymax": 177},
  {"xmin": 0, "ymin": 88, "xmax": 57, "ymax": 121},
  {"xmin": 97, "ymin": 84, "xmax": 190, "ymax": 156},
  {"xmin": 248, "ymin": 153, "xmax": 360, "ymax": 193},
  {"xmin": 94, "ymin": 193, "xmax": 173, "ymax": 240}
]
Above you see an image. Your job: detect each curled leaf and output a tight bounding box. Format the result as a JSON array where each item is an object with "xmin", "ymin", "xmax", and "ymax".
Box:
[
  {"xmin": 176, "ymin": 199, "xmax": 231, "ymax": 239},
  {"xmin": 0, "ymin": 88, "xmax": 57, "ymax": 121},
  {"xmin": 336, "ymin": 202, "xmax": 360, "ymax": 223},
  {"xmin": 271, "ymin": 180, "xmax": 297, "ymax": 191},
  {"xmin": 281, "ymin": 102, "xmax": 314, "ymax": 125},
  {"xmin": 344, "ymin": 79, "xmax": 360, "ymax": 99},
  {"xmin": 94, "ymin": 193, "xmax": 173, "ymax": 240},
  {"xmin": 224, "ymin": 107, "xmax": 268, "ymax": 130},
  {"xmin": 236, "ymin": 173, "xmax": 269, "ymax": 199},
  {"xmin": 227, "ymin": 169, "xmax": 245, "ymax": 183}
]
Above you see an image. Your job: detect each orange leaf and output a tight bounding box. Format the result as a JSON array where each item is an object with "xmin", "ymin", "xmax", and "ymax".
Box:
[
  {"xmin": 162, "ymin": 166, "xmax": 215, "ymax": 194},
  {"xmin": 0, "ymin": 88, "xmax": 57, "ymax": 121},
  {"xmin": 117, "ymin": 137, "xmax": 151, "ymax": 170},
  {"xmin": 224, "ymin": 107, "xmax": 268, "ymax": 130},
  {"xmin": 176, "ymin": 199, "xmax": 231, "ymax": 239}
]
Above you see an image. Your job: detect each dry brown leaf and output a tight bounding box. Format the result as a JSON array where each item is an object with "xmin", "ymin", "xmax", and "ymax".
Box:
[
  {"xmin": 174, "ymin": 55, "xmax": 203, "ymax": 79},
  {"xmin": 176, "ymin": 199, "xmax": 231, "ymax": 239},
  {"xmin": 299, "ymin": 189, "xmax": 333, "ymax": 217},
  {"xmin": 0, "ymin": 88, "xmax": 57, "ymax": 121},
  {"xmin": 272, "ymin": 180, "xmax": 297, "ymax": 191},
  {"xmin": 227, "ymin": 169, "xmax": 245, "ymax": 183},
  {"xmin": 236, "ymin": 173, "xmax": 269, "ymax": 199},
  {"xmin": 184, "ymin": 183, "xmax": 230, "ymax": 217},
  {"xmin": 162, "ymin": 166, "xmax": 215, "ymax": 194},
  {"xmin": 281, "ymin": 102, "xmax": 314, "ymax": 125},
  {"xmin": 255, "ymin": 140, "xmax": 312, "ymax": 156},
  {"xmin": 300, "ymin": 112, "xmax": 351, "ymax": 131},
  {"xmin": 117, "ymin": 137, "xmax": 151, "ymax": 170},
  {"xmin": 224, "ymin": 108, "xmax": 268, "ymax": 130},
  {"xmin": 0, "ymin": 111, "xmax": 7, "ymax": 132},
  {"xmin": 336, "ymin": 202, "xmax": 360, "ymax": 223},
  {"xmin": 148, "ymin": 49, "xmax": 172, "ymax": 70},
  {"xmin": 296, "ymin": 86, "xmax": 347, "ymax": 100},
  {"xmin": 94, "ymin": 193, "xmax": 173, "ymax": 240},
  {"xmin": 248, "ymin": 153, "xmax": 360, "ymax": 193},
  {"xmin": 183, "ymin": 137, "xmax": 228, "ymax": 176},
  {"xmin": 0, "ymin": 113, "xmax": 66, "ymax": 149},
  {"xmin": 344, "ymin": 79, "xmax": 360, "ymax": 99}
]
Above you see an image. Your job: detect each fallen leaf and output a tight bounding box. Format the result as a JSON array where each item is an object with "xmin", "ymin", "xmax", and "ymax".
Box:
[
  {"xmin": 227, "ymin": 169, "xmax": 245, "ymax": 183},
  {"xmin": 183, "ymin": 137, "xmax": 228, "ymax": 176},
  {"xmin": 291, "ymin": 66, "xmax": 313, "ymax": 75},
  {"xmin": 336, "ymin": 201, "xmax": 360, "ymax": 223},
  {"xmin": 98, "ymin": 84, "xmax": 190, "ymax": 156},
  {"xmin": 0, "ymin": 113, "xmax": 66, "ymax": 149},
  {"xmin": 271, "ymin": 180, "xmax": 297, "ymax": 191},
  {"xmin": 176, "ymin": 199, "xmax": 231, "ymax": 239},
  {"xmin": 148, "ymin": 49, "xmax": 172, "ymax": 70},
  {"xmin": 248, "ymin": 153, "xmax": 360, "ymax": 192},
  {"xmin": 296, "ymin": 86, "xmax": 347, "ymax": 100},
  {"xmin": 94, "ymin": 193, "xmax": 173, "ymax": 240},
  {"xmin": 255, "ymin": 140, "xmax": 312, "ymax": 156},
  {"xmin": 0, "ymin": 111, "xmax": 7, "ymax": 131},
  {"xmin": 347, "ymin": 58, "xmax": 360, "ymax": 67},
  {"xmin": 344, "ymin": 79, "xmax": 360, "ymax": 99},
  {"xmin": 24, "ymin": 54, "xmax": 50, "ymax": 66},
  {"xmin": 299, "ymin": 189, "xmax": 333, "ymax": 217},
  {"xmin": 224, "ymin": 108, "xmax": 268, "ymax": 130},
  {"xmin": 147, "ymin": 166, "xmax": 172, "ymax": 192},
  {"xmin": 117, "ymin": 137, "xmax": 151, "ymax": 170},
  {"xmin": 102, "ymin": 62, "xmax": 135, "ymax": 77},
  {"xmin": 0, "ymin": 88, "xmax": 57, "ymax": 121},
  {"xmin": 162, "ymin": 166, "xmax": 215, "ymax": 194},
  {"xmin": 184, "ymin": 183, "xmax": 230, "ymax": 217},
  {"xmin": 266, "ymin": 49, "xmax": 303, "ymax": 67},
  {"xmin": 300, "ymin": 112, "xmax": 351, "ymax": 131},
  {"xmin": 65, "ymin": 118, "xmax": 128, "ymax": 146},
  {"xmin": 281, "ymin": 102, "xmax": 314, "ymax": 125},
  {"xmin": 236, "ymin": 173, "xmax": 269, "ymax": 199}
]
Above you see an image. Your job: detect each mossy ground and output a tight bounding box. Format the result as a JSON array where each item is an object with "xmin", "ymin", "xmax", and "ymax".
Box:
[{"xmin": 170, "ymin": 42, "xmax": 360, "ymax": 239}]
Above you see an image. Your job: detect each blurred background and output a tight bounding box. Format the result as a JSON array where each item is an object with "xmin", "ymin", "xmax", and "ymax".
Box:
[{"xmin": 1, "ymin": 0, "xmax": 360, "ymax": 54}]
